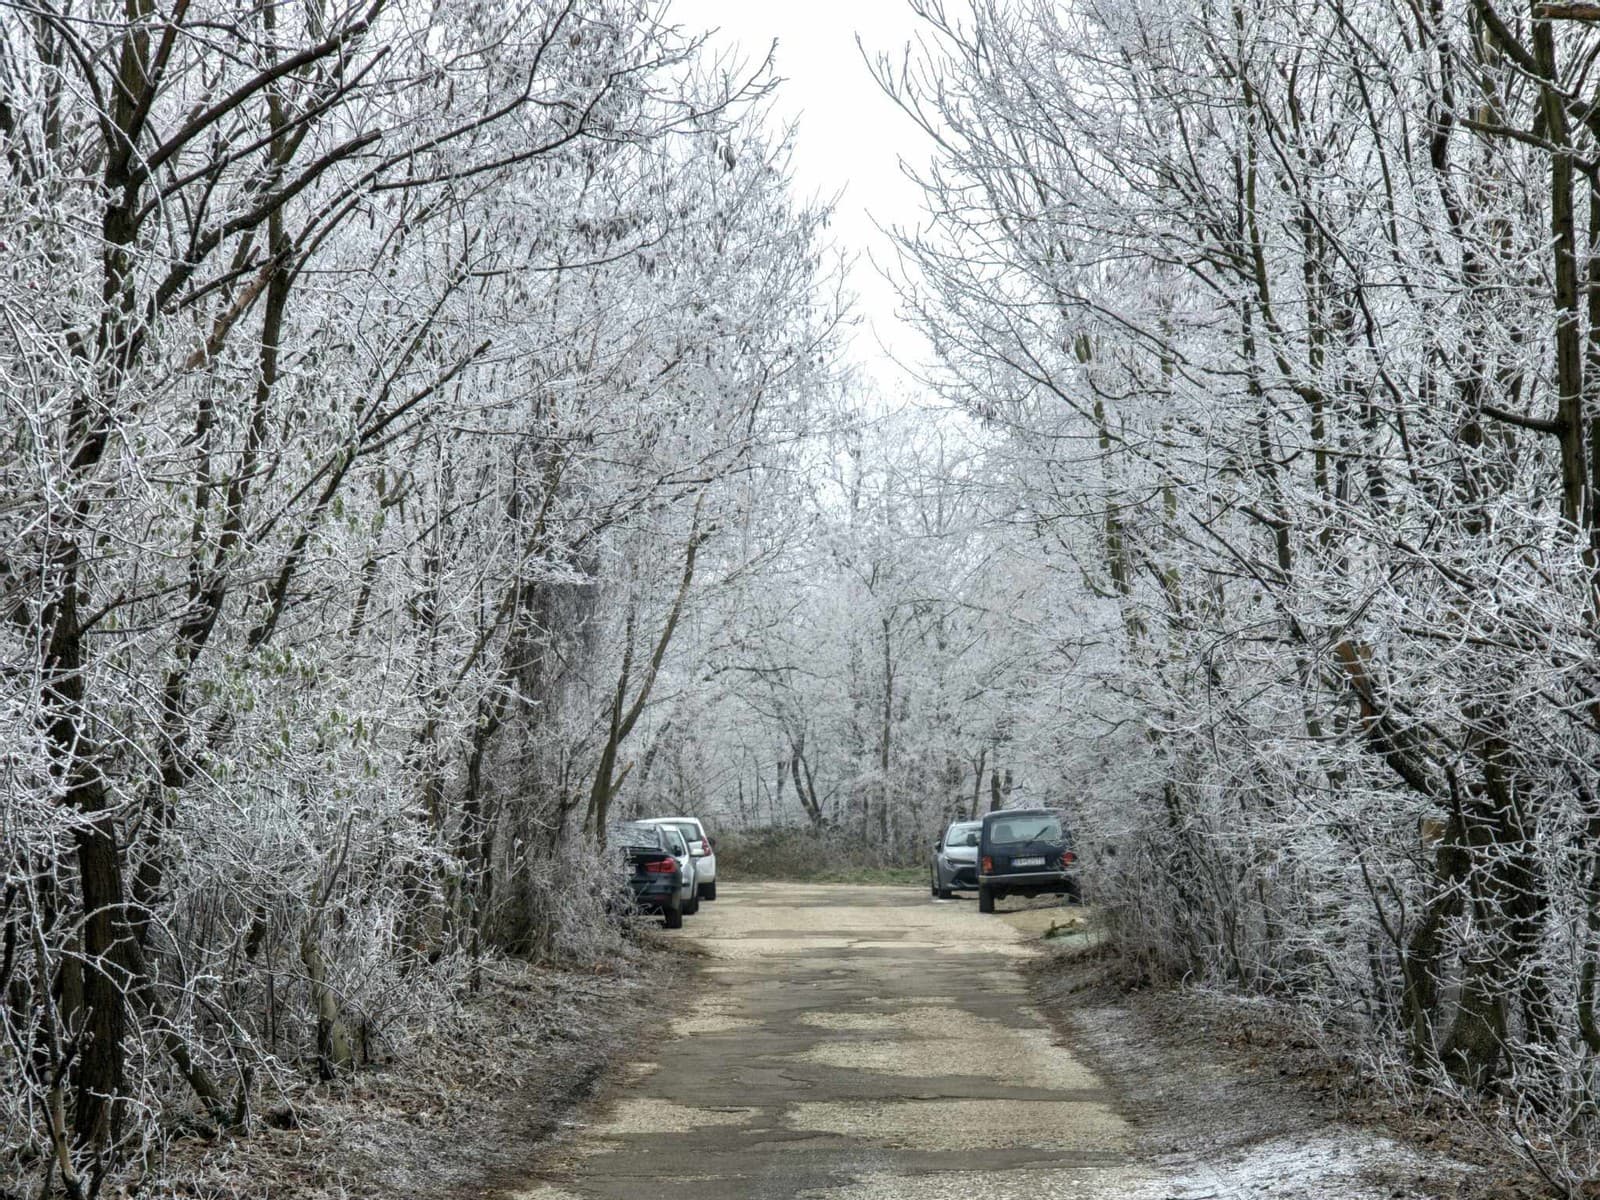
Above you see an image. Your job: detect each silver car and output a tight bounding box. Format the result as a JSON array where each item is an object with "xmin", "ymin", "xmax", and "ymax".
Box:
[
  {"xmin": 931, "ymin": 819, "xmax": 982, "ymax": 899},
  {"xmin": 640, "ymin": 816, "xmax": 717, "ymax": 900},
  {"xmin": 661, "ymin": 824, "xmax": 700, "ymax": 915}
]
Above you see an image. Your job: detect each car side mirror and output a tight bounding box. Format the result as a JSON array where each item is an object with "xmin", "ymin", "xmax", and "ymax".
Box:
[{"xmin": 934, "ymin": 838, "xmax": 943, "ymax": 850}]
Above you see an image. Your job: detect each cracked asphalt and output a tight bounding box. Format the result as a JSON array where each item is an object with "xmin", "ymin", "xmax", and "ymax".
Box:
[{"xmin": 512, "ymin": 882, "xmax": 1150, "ymax": 1200}]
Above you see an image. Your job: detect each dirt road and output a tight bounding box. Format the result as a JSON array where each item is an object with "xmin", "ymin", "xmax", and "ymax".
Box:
[{"xmin": 514, "ymin": 882, "xmax": 1149, "ymax": 1200}]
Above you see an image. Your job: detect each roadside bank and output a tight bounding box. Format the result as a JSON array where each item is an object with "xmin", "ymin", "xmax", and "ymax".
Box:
[
  {"xmin": 1028, "ymin": 944, "xmax": 1551, "ymax": 1200},
  {"xmin": 160, "ymin": 941, "xmax": 685, "ymax": 1200}
]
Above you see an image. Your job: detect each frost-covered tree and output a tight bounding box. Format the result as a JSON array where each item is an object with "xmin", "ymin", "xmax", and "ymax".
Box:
[
  {"xmin": 639, "ymin": 400, "xmax": 1053, "ymax": 860},
  {"xmin": 875, "ymin": 0, "xmax": 1600, "ymax": 1185},
  {"xmin": 0, "ymin": 1, "xmax": 836, "ymax": 1192}
]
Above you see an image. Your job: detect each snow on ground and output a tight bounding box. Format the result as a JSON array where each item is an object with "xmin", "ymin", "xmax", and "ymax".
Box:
[
  {"xmin": 1045, "ymin": 969, "xmax": 1499, "ymax": 1200},
  {"xmin": 1129, "ymin": 1131, "xmax": 1475, "ymax": 1199}
]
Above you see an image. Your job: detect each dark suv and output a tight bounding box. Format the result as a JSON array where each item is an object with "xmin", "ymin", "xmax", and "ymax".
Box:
[
  {"xmin": 618, "ymin": 821, "xmax": 687, "ymax": 928},
  {"xmin": 976, "ymin": 807, "xmax": 1079, "ymax": 914}
]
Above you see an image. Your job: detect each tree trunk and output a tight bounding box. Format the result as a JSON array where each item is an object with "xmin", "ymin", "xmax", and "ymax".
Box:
[
  {"xmin": 299, "ymin": 930, "xmax": 353, "ymax": 1081},
  {"xmin": 968, "ymin": 749, "xmax": 986, "ymax": 820}
]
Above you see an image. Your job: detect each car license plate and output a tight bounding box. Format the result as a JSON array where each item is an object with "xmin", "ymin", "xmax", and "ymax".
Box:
[{"xmin": 1012, "ymin": 856, "xmax": 1045, "ymax": 867}]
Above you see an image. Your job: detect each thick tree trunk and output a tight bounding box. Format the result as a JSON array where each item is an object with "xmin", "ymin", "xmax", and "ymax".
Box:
[
  {"xmin": 1400, "ymin": 815, "xmax": 1468, "ymax": 1073},
  {"xmin": 71, "ymin": 815, "xmax": 130, "ymax": 1148},
  {"xmin": 299, "ymin": 930, "xmax": 353, "ymax": 1081},
  {"xmin": 42, "ymin": 536, "xmax": 132, "ymax": 1149}
]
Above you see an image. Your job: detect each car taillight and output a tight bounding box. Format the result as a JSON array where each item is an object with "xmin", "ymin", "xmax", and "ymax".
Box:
[
  {"xmin": 644, "ymin": 857, "xmax": 676, "ymax": 874},
  {"xmin": 1061, "ymin": 851, "xmax": 1076, "ymax": 867},
  {"xmin": 981, "ymin": 856, "xmax": 993, "ymax": 873}
]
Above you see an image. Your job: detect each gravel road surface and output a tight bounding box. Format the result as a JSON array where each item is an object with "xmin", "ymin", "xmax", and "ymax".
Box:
[{"xmin": 512, "ymin": 882, "xmax": 1148, "ymax": 1200}]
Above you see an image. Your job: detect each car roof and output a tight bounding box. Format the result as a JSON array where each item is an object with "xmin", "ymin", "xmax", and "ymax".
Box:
[
  {"xmin": 618, "ymin": 822, "xmax": 664, "ymax": 845},
  {"xmin": 640, "ymin": 816, "xmax": 703, "ymax": 827},
  {"xmin": 981, "ymin": 807, "xmax": 1059, "ymax": 821}
]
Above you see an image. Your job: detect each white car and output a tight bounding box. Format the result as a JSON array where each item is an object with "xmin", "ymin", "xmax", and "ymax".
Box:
[
  {"xmin": 640, "ymin": 816, "xmax": 717, "ymax": 900},
  {"xmin": 659, "ymin": 824, "xmax": 700, "ymax": 915}
]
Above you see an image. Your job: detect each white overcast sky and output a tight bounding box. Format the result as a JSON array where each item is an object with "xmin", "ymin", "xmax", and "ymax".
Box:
[{"xmin": 669, "ymin": 0, "xmax": 937, "ymax": 391}]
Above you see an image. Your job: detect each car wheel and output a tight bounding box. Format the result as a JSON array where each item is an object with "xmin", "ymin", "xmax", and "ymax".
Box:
[
  {"xmin": 699, "ymin": 882, "xmax": 716, "ymax": 901},
  {"xmin": 685, "ymin": 896, "xmax": 700, "ymax": 916},
  {"xmin": 978, "ymin": 885, "xmax": 995, "ymax": 914},
  {"xmin": 663, "ymin": 903, "xmax": 684, "ymax": 929},
  {"xmin": 933, "ymin": 871, "xmax": 953, "ymax": 901},
  {"xmin": 931, "ymin": 870, "xmax": 939, "ymax": 897}
]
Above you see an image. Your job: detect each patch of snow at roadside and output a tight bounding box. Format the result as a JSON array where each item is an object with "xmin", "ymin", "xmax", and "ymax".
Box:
[{"xmin": 1125, "ymin": 1129, "xmax": 1477, "ymax": 1199}]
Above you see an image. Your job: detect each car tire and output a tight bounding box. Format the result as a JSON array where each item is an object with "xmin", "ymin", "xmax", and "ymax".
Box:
[
  {"xmin": 978, "ymin": 885, "xmax": 995, "ymax": 914},
  {"xmin": 700, "ymin": 882, "xmax": 716, "ymax": 901},
  {"xmin": 931, "ymin": 871, "xmax": 939, "ymax": 897},
  {"xmin": 663, "ymin": 903, "xmax": 684, "ymax": 929},
  {"xmin": 933, "ymin": 871, "xmax": 954, "ymax": 901},
  {"xmin": 685, "ymin": 896, "xmax": 700, "ymax": 916}
]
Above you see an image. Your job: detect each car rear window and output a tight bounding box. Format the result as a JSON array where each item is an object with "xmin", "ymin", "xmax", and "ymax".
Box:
[
  {"xmin": 665, "ymin": 820, "xmax": 703, "ymax": 842},
  {"xmin": 987, "ymin": 814, "xmax": 1064, "ymax": 845},
  {"xmin": 618, "ymin": 823, "xmax": 662, "ymax": 850}
]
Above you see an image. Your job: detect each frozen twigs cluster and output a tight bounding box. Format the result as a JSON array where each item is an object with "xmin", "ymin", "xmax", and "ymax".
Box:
[
  {"xmin": 681, "ymin": 406, "xmax": 1050, "ymax": 857},
  {"xmin": 872, "ymin": 0, "xmax": 1600, "ymax": 1191},
  {"xmin": 0, "ymin": 1, "xmax": 835, "ymax": 1194}
]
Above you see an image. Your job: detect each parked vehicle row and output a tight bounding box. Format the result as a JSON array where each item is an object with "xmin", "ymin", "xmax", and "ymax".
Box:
[
  {"xmin": 640, "ymin": 817, "xmax": 717, "ymax": 901},
  {"xmin": 931, "ymin": 807, "xmax": 1080, "ymax": 913},
  {"xmin": 618, "ymin": 806, "xmax": 1076, "ymax": 924},
  {"xmin": 620, "ymin": 814, "xmax": 718, "ymax": 928}
]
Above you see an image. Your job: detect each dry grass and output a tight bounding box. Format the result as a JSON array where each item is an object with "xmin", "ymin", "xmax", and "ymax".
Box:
[
  {"xmin": 713, "ymin": 827, "xmax": 921, "ymax": 884},
  {"xmin": 156, "ymin": 948, "xmax": 683, "ymax": 1200}
]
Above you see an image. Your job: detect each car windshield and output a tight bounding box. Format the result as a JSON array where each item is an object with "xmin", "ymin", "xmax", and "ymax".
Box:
[
  {"xmin": 946, "ymin": 823, "xmax": 980, "ymax": 847},
  {"xmin": 988, "ymin": 814, "xmax": 1064, "ymax": 845},
  {"xmin": 666, "ymin": 820, "xmax": 702, "ymax": 843}
]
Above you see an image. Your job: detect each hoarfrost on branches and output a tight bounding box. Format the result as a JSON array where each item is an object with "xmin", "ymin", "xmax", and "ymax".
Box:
[
  {"xmin": 850, "ymin": 0, "xmax": 1600, "ymax": 1189},
  {"xmin": 0, "ymin": 1, "xmax": 836, "ymax": 1193}
]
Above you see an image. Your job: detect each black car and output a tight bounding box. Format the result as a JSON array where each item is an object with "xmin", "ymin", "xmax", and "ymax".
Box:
[
  {"xmin": 619, "ymin": 821, "xmax": 686, "ymax": 928},
  {"xmin": 976, "ymin": 807, "xmax": 1079, "ymax": 914}
]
